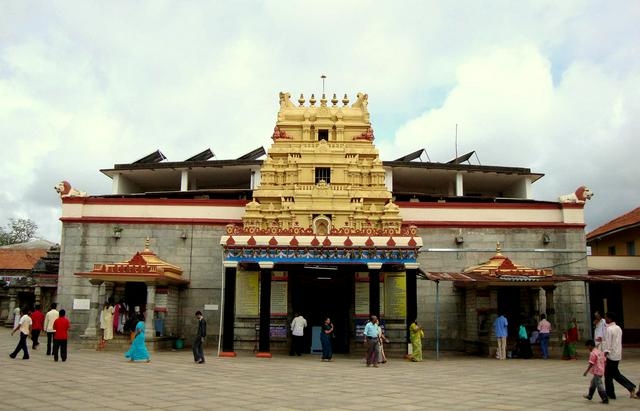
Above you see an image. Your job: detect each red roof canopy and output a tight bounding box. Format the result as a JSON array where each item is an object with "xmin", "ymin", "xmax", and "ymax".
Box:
[{"xmin": 587, "ymin": 206, "xmax": 640, "ymax": 240}]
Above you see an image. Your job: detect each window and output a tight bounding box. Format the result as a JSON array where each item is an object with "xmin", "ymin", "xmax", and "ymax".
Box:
[
  {"xmin": 627, "ymin": 241, "xmax": 636, "ymax": 256},
  {"xmin": 318, "ymin": 129, "xmax": 329, "ymax": 141},
  {"xmin": 608, "ymin": 246, "xmax": 616, "ymax": 256},
  {"xmin": 315, "ymin": 167, "xmax": 331, "ymax": 184}
]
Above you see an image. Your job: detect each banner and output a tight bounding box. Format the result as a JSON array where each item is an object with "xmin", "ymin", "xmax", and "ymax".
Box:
[{"xmin": 384, "ymin": 272, "xmax": 406, "ymax": 318}]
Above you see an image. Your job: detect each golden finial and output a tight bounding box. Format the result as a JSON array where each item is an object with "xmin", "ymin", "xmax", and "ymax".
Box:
[
  {"xmin": 320, "ymin": 93, "xmax": 327, "ymax": 107},
  {"xmin": 496, "ymin": 241, "xmax": 502, "ymax": 255},
  {"xmin": 342, "ymin": 93, "xmax": 349, "ymax": 106},
  {"xmin": 309, "ymin": 94, "xmax": 316, "ymax": 106},
  {"xmin": 145, "ymin": 237, "xmax": 151, "ymax": 251},
  {"xmin": 331, "ymin": 93, "xmax": 338, "ymax": 106},
  {"xmin": 298, "ymin": 93, "xmax": 305, "ymax": 106}
]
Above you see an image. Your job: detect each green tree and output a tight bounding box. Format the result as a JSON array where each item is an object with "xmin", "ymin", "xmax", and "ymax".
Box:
[{"xmin": 0, "ymin": 218, "xmax": 38, "ymax": 245}]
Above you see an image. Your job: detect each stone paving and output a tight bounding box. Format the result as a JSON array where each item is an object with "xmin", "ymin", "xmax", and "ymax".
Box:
[{"xmin": 1, "ymin": 329, "xmax": 640, "ymax": 411}]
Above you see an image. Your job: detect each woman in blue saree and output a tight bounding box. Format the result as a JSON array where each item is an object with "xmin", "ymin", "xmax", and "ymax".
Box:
[{"xmin": 125, "ymin": 315, "xmax": 150, "ymax": 362}]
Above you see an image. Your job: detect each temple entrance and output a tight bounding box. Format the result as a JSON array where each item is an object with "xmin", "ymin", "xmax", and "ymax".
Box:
[
  {"xmin": 124, "ymin": 282, "xmax": 147, "ymax": 317},
  {"xmin": 290, "ymin": 268, "xmax": 353, "ymax": 354}
]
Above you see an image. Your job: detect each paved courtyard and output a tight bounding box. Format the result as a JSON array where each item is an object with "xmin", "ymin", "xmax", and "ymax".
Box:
[{"xmin": 1, "ymin": 329, "xmax": 639, "ymax": 411}]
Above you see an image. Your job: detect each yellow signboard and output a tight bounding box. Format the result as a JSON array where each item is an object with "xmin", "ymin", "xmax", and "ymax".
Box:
[
  {"xmin": 384, "ymin": 272, "xmax": 406, "ymax": 318},
  {"xmin": 271, "ymin": 280, "xmax": 288, "ymax": 315},
  {"xmin": 236, "ymin": 269, "xmax": 259, "ymax": 316}
]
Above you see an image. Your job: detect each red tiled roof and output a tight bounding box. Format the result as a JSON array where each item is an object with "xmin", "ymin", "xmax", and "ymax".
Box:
[
  {"xmin": 587, "ymin": 206, "xmax": 640, "ymax": 241},
  {"xmin": 0, "ymin": 249, "xmax": 48, "ymax": 270}
]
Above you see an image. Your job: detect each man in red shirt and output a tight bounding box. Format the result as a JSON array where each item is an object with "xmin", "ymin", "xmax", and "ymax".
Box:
[
  {"xmin": 52, "ymin": 309, "xmax": 70, "ymax": 362},
  {"xmin": 30, "ymin": 304, "xmax": 45, "ymax": 350}
]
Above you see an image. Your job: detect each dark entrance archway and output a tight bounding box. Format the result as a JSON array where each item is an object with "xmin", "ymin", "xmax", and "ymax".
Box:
[{"xmin": 290, "ymin": 267, "xmax": 354, "ymax": 354}]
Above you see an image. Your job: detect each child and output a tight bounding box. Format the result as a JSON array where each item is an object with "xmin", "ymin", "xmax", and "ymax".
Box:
[{"xmin": 583, "ymin": 339, "xmax": 608, "ymax": 404}]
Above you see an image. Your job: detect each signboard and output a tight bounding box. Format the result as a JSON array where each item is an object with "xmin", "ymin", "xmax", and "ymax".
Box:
[
  {"xmin": 355, "ymin": 281, "xmax": 369, "ymax": 316},
  {"xmin": 271, "ymin": 280, "xmax": 288, "ymax": 315},
  {"xmin": 204, "ymin": 304, "xmax": 219, "ymax": 311},
  {"xmin": 384, "ymin": 272, "xmax": 406, "ymax": 318},
  {"xmin": 236, "ymin": 269, "xmax": 259, "ymax": 316},
  {"xmin": 73, "ymin": 299, "xmax": 90, "ymax": 310}
]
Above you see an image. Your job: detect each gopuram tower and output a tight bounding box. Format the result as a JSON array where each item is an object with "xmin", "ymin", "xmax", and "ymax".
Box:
[{"xmin": 242, "ymin": 91, "xmax": 402, "ymax": 235}]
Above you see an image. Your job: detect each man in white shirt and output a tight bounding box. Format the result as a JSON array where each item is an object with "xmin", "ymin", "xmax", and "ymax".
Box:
[
  {"xmin": 593, "ymin": 311, "xmax": 606, "ymax": 348},
  {"xmin": 602, "ymin": 312, "xmax": 636, "ymax": 399},
  {"xmin": 9, "ymin": 308, "xmax": 32, "ymax": 360},
  {"xmin": 289, "ymin": 312, "xmax": 307, "ymax": 356},
  {"xmin": 44, "ymin": 303, "xmax": 60, "ymax": 356}
]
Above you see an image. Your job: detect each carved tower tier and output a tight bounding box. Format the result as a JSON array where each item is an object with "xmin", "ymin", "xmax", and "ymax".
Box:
[{"xmin": 242, "ymin": 92, "xmax": 402, "ymax": 235}]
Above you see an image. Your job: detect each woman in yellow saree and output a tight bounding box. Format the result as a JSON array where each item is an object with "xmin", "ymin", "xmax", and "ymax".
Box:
[{"xmin": 409, "ymin": 319, "xmax": 424, "ymax": 362}]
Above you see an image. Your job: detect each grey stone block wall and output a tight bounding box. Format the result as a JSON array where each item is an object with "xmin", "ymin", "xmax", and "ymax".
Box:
[
  {"xmin": 56, "ymin": 222, "xmax": 588, "ymax": 351},
  {"xmin": 57, "ymin": 223, "xmax": 226, "ymax": 341}
]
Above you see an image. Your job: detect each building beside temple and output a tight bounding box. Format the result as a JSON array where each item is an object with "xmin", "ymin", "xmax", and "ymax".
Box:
[
  {"xmin": 56, "ymin": 91, "xmax": 591, "ymax": 356},
  {"xmin": 1, "ymin": 239, "xmax": 59, "ymax": 326},
  {"xmin": 587, "ymin": 206, "xmax": 640, "ymax": 343}
]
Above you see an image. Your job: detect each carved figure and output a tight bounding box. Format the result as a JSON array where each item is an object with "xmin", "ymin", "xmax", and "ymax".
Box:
[
  {"xmin": 279, "ymin": 92, "xmax": 295, "ymax": 109},
  {"xmin": 558, "ymin": 186, "xmax": 594, "ymax": 203},
  {"xmin": 54, "ymin": 181, "xmax": 87, "ymax": 198},
  {"xmin": 352, "ymin": 92, "xmax": 368, "ymax": 109}
]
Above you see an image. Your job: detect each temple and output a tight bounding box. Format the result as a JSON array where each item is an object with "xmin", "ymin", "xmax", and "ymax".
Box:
[{"xmin": 52, "ymin": 90, "xmax": 591, "ymax": 356}]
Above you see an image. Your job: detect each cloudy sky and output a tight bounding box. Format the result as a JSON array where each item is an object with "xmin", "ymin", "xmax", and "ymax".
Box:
[{"xmin": 1, "ymin": 1, "xmax": 639, "ymax": 242}]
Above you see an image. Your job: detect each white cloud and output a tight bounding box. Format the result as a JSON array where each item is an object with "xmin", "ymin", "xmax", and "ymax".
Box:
[{"xmin": 0, "ymin": 1, "xmax": 639, "ymax": 240}]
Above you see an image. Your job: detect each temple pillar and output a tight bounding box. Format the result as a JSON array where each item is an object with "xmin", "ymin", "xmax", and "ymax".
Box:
[
  {"xmin": 145, "ymin": 284, "xmax": 156, "ymax": 340},
  {"xmin": 222, "ymin": 263, "xmax": 237, "ymax": 353},
  {"xmin": 34, "ymin": 286, "xmax": 42, "ymax": 306},
  {"xmin": 544, "ymin": 286, "xmax": 556, "ymax": 329},
  {"xmin": 368, "ymin": 263, "xmax": 382, "ymax": 317},
  {"xmin": 5, "ymin": 292, "xmax": 17, "ymax": 325},
  {"xmin": 257, "ymin": 262, "xmax": 273, "ymax": 356},
  {"xmin": 83, "ymin": 280, "xmax": 103, "ymax": 337}
]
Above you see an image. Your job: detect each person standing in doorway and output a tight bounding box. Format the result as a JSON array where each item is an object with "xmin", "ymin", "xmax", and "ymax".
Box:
[
  {"xmin": 593, "ymin": 311, "xmax": 606, "ymax": 349},
  {"xmin": 52, "ymin": 309, "xmax": 71, "ymax": 362},
  {"xmin": 363, "ymin": 315, "xmax": 381, "ymax": 367},
  {"xmin": 9, "ymin": 308, "xmax": 32, "ymax": 360},
  {"xmin": 44, "ymin": 303, "xmax": 59, "ymax": 356},
  {"xmin": 537, "ymin": 313, "xmax": 552, "ymax": 359},
  {"xmin": 193, "ymin": 311, "xmax": 206, "ymax": 364},
  {"xmin": 30, "ymin": 304, "xmax": 44, "ymax": 350},
  {"xmin": 602, "ymin": 312, "xmax": 637, "ymax": 399},
  {"xmin": 320, "ymin": 317, "xmax": 334, "ymax": 362},
  {"xmin": 493, "ymin": 312, "xmax": 508, "ymax": 360},
  {"xmin": 289, "ymin": 312, "xmax": 307, "ymax": 356}
]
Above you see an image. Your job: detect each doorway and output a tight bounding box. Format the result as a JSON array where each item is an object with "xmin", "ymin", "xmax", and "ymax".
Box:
[
  {"xmin": 290, "ymin": 268, "xmax": 353, "ymax": 353},
  {"xmin": 124, "ymin": 282, "xmax": 148, "ymax": 317}
]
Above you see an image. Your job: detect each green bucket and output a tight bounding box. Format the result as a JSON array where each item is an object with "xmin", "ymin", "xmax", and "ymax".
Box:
[{"xmin": 174, "ymin": 338, "xmax": 184, "ymax": 350}]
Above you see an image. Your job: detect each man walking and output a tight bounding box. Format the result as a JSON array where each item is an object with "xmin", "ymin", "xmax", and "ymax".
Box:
[
  {"xmin": 44, "ymin": 303, "xmax": 59, "ymax": 356},
  {"xmin": 193, "ymin": 311, "xmax": 206, "ymax": 364},
  {"xmin": 537, "ymin": 313, "xmax": 552, "ymax": 359},
  {"xmin": 602, "ymin": 312, "xmax": 636, "ymax": 399},
  {"xmin": 493, "ymin": 312, "xmax": 508, "ymax": 360},
  {"xmin": 9, "ymin": 308, "xmax": 32, "ymax": 360},
  {"xmin": 52, "ymin": 309, "xmax": 70, "ymax": 362},
  {"xmin": 363, "ymin": 315, "xmax": 381, "ymax": 367},
  {"xmin": 30, "ymin": 304, "xmax": 44, "ymax": 349},
  {"xmin": 290, "ymin": 312, "xmax": 307, "ymax": 356}
]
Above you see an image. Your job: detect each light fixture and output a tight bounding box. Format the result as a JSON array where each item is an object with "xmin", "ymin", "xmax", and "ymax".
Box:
[
  {"xmin": 542, "ymin": 233, "xmax": 551, "ymax": 244},
  {"xmin": 112, "ymin": 226, "xmax": 123, "ymax": 239},
  {"xmin": 455, "ymin": 236, "xmax": 464, "ymax": 244},
  {"xmin": 180, "ymin": 231, "xmax": 188, "ymax": 240},
  {"xmin": 304, "ymin": 265, "xmax": 338, "ymax": 271}
]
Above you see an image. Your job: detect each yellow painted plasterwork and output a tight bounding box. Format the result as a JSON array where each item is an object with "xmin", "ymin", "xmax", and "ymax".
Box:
[{"xmin": 243, "ymin": 92, "xmax": 402, "ymax": 234}]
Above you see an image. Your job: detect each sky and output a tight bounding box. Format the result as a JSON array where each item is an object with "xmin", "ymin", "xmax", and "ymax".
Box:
[{"xmin": 1, "ymin": 0, "xmax": 639, "ymax": 242}]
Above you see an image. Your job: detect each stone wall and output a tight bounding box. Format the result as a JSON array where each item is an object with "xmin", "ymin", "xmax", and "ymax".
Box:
[
  {"xmin": 58, "ymin": 222, "xmax": 226, "ymax": 343},
  {"xmin": 57, "ymin": 222, "xmax": 589, "ymax": 351},
  {"xmin": 414, "ymin": 226, "xmax": 589, "ymax": 351}
]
